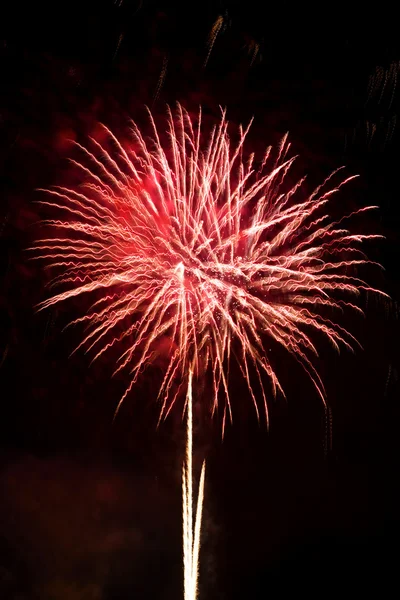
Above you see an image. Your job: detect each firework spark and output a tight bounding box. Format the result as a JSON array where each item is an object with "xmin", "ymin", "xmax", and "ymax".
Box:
[
  {"xmin": 31, "ymin": 104, "xmax": 384, "ymax": 432},
  {"xmin": 204, "ymin": 12, "xmax": 230, "ymax": 67}
]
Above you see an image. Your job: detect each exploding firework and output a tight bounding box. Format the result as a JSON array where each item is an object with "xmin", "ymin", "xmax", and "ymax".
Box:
[
  {"xmin": 31, "ymin": 104, "xmax": 384, "ymax": 600},
  {"xmin": 30, "ymin": 104, "xmax": 383, "ymax": 432}
]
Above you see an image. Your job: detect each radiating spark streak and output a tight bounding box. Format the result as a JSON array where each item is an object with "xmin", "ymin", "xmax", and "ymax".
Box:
[
  {"xmin": 183, "ymin": 368, "xmax": 205, "ymax": 600},
  {"xmin": 0, "ymin": 345, "xmax": 8, "ymax": 369},
  {"xmin": 204, "ymin": 14, "xmax": 224, "ymax": 67},
  {"xmin": 30, "ymin": 104, "xmax": 386, "ymax": 427},
  {"xmin": 153, "ymin": 53, "xmax": 169, "ymax": 104},
  {"xmin": 249, "ymin": 41, "xmax": 260, "ymax": 66}
]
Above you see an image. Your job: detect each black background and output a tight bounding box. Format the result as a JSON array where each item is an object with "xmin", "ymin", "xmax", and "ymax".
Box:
[{"xmin": 1, "ymin": 1, "xmax": 399, "ymax": 598}]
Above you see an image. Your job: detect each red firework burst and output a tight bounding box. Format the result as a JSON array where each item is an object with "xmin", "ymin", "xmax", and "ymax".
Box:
[{"xmin": 30, "ymin": 104, "xmax": 384, "ymax": 432}]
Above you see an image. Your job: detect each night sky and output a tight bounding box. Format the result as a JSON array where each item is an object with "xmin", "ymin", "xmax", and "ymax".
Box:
[{"xmin": 1, "ymin": 2, "xmax": 399, "ymax": 599}]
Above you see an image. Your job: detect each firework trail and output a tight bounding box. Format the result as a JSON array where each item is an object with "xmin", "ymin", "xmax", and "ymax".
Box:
[
  {"xmin": 30, "ymin": 104, "xmax": 384, "ymax": 432},
  {"xmin": 183, "ymin": 367, "xmax": 205, "ymax": 600}
]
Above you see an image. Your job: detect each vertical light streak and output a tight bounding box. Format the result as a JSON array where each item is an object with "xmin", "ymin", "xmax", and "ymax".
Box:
[{"xmin": 183, "ymin": 367, "xmax": 206, "ymax": 600}]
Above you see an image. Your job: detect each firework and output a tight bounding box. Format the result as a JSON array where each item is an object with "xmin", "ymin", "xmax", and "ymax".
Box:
[
  {"xmin": 31, "ymin": 104, "xmax": 384, "ymax": 600},
  {"xmin": 30, "ymin": 104, "xmax": 383, "ymax": 432}
]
